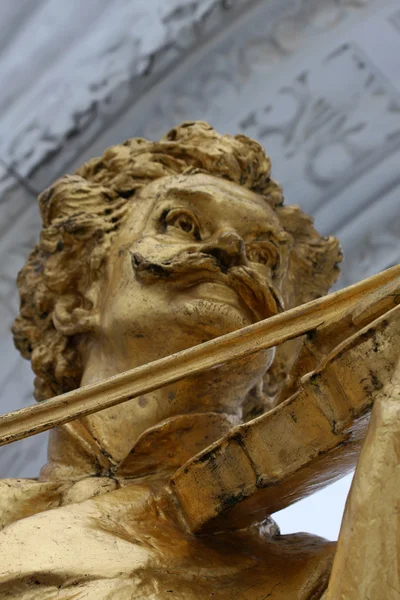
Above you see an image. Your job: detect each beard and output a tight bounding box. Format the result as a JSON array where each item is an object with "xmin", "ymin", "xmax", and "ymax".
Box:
[{"xmin": 130, "ymin": 250, "xmax": 283, "ymax": 322}]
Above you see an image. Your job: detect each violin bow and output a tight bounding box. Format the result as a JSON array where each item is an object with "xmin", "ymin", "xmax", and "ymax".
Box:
[{"xmin": 0, "ymin": 264, "xmax": 399, "ymax": 447}]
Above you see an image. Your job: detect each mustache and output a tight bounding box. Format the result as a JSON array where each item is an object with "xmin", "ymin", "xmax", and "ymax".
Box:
[{"xmin": 130, "ymin": 251, "xmax": 284, "ymax": 320}]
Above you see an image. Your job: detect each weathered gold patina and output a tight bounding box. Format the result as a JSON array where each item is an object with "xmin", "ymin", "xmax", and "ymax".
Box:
[{"xmin": 0, "ymin": 122, "xmax": 398, "ymax": 599}]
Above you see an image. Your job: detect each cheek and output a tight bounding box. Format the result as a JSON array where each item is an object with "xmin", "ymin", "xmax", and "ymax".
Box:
[
  {"xmin": 100, "ymin": 252, "xmax": 169, "ymax": 331},
  {"xmin": 99, "ymin": 253, "xmax": 138, "ymax": 328},
  {"xmin": 129, "ymin": 234, "xmax": 195, "ymax": 263}
]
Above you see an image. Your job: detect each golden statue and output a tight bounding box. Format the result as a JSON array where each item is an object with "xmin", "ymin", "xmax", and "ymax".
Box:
[{"xmin": 0, "ymin": 122, "xmax": 398, "ymax": 599}]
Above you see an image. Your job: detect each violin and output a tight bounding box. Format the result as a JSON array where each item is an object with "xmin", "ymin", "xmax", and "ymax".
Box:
[{"xmin": 172, "ymin": 281, "xmax": 400, "ymax": 532}]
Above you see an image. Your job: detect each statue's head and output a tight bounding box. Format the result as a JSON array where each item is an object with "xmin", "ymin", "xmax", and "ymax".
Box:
[{"xmin": 13, "ymin": 123, "xmax": 341, "ymax": 459}]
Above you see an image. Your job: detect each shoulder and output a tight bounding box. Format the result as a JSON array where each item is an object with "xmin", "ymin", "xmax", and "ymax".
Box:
[
  {"xmin": 0, "ymin": 483, "xmax": 155, "ymax": 593},
  {"xmin": 0, "ymin": 478, "xmax": 67, "ymax": 529}
]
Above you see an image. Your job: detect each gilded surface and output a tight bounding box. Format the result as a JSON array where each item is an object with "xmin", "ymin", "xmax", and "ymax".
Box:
[{"xmin": 0, "ymin": 122, "xmax": 398, "ymax": 599}]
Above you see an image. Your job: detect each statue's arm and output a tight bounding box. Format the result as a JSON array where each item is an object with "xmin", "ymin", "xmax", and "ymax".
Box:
[{"xmin": 324, "ymin": 369, "xmax": 400, "ymax": 600}]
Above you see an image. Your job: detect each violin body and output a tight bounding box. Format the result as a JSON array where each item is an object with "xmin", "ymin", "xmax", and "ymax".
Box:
[{"xmin": 171, "ymin": 287, "xmax": 400, "ymax": 533}]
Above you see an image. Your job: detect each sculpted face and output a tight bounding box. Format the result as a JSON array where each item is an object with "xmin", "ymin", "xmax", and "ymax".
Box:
[
  {"xmin": 101, "ymin": 174, "xmax": 284, "ymax": 349},
  {"xmin": 80, "ymin": 173, "xmax": 288, "ymax": 460}
]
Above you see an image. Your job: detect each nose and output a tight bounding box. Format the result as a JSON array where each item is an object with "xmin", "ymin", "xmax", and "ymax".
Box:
[{"xmin": 202, "ymin": 231, "xmax": 247, "ymax": 272}]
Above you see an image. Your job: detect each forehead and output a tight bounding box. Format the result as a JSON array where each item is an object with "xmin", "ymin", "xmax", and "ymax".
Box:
[{"xmin": 137, "ymin": 173, "xmax": 279, "ymax": 226}]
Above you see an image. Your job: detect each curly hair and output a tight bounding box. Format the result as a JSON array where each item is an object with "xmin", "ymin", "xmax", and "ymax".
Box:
[{"xmin": 12, "ymin": 121, "xmax": 341, "ymax": 404}]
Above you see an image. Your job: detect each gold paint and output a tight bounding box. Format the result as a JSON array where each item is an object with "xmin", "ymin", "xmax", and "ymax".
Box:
[{"xmin": 0, "ymin": 122, "xmax": 398, "ymax": 599}]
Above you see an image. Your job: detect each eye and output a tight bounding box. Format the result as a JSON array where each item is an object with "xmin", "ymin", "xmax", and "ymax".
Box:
[
  {"xmin": 163, "ymin": 209, "xmax": 201, "ymax": 240},
  {"xmin": 246, "ymin": 242, "xmax": 280, "ymax": 270}
]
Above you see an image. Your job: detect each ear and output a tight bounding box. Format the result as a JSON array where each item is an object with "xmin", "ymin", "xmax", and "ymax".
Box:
[{"xmin": 52, "ymin": 289, "xmax": 100, "ymax": 336}]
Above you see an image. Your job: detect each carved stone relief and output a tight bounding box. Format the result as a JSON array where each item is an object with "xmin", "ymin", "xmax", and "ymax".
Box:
[
  {"xmin": 123, "ymin": 0, "xmax": 383, "ymax": 144},
  {"xmin": 238, "ymin": 43, "xmax": 400, "ymax": 214}
]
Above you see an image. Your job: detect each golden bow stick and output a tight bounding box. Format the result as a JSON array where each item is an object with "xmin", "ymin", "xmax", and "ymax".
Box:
[{"xmin": 0, "ymin": 265, "xmax": 399, "ymax": 448}]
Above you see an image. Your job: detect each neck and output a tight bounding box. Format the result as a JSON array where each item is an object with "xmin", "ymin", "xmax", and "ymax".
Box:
[
  {"xmin": 42, "ymin": 336, "xmax": 266, "ymax": 482},
  {"xmin": 74, "ymin": 338, "xmax": 264, "ymax": 465}
]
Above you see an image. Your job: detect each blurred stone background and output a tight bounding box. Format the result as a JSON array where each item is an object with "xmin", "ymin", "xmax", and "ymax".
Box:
[{"xmin": 0, "ymin": 0, "xmax": 399, "ymax": 539}]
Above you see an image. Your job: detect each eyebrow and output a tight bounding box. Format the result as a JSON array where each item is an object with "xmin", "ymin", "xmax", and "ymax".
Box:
[{"xmin": 163, "ymin": 188, "xmax": 215, "ymax": 203}]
